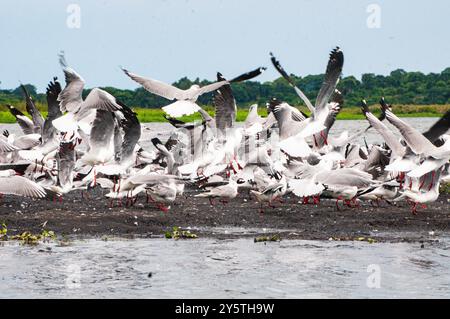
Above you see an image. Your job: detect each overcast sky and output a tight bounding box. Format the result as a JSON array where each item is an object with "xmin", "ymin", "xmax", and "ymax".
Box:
[{"xmin": 1, "ymin": 0, "xmax": 449, "ymax": 92}]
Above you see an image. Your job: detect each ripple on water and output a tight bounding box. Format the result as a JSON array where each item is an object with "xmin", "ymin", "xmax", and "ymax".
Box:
[{"xmin": 0, "ymin": 237, "xmax": 449, "ymax": 298}]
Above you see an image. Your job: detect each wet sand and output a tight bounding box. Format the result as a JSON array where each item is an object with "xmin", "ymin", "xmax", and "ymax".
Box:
[{"xmin": 1, "ymin": 186, "xmax": 449, "ymax": 243}]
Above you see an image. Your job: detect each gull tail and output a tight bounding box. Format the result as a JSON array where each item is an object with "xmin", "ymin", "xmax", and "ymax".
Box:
[{"xmin": 162, "ymin": 101, "xmax": 200, "ymax": 118}]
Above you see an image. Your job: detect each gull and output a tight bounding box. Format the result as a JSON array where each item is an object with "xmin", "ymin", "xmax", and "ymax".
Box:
[
  {"xmin": 52, "ymin": 139, "xmax": 76, "ymax": 194},
  {"xmin": 383, "ymin": 104, "xmax": 450, "ymax": 159},
  {"xmin": 122, "ymin": 68, "xmax": 229, "ymax": 118},
  {"xmin": 195, "ymin": 177, "xmax": 245, "ymax": 205},
  {"xmin": 20, "ymin": 84, "xmax": 45, "ymax": 134},
  {"xmin": 140, "ymin": 175, "xmax": 184, "ymax": 211},
  {"xmin": 357, "ymin": 185, "xmax": 398, "ymax": 205},
  {"xmin": 270, "ymin": 47, "xmax": 344, "ymax": 141},
  {"xmin": 361, "ymin": 99, "xmax": 406, "ymax": 159},
  {"xmin": 266, "ymin": 100, "xmax": 323, "ymax": 157},
  {"xmin": 5, "ymin": 104, "xmax": 36, "ymax": 135},
  {"xmin": 81, "ymin": 110, "xmax": 116, "ymax": 166},
  {"xmin": 41, "ymin": 78, "xmax": 63, "ymax": 146},
  {"xmin": 113, "ymin": 101, "xmax": 141, "ymax": 166},
  {"xmin": 208, "ymin": 67, "xmax": 266, "ymax": 137},
  {"xmin": 53, "ymin": 52, "xmax": 123, "ymax": 132},
  {"xmin": 250, "ymin": 175, "xmax": 287, "ymax": 212},
  {"xmin": 394, "ymin": 169, "xmax": 442, "ymax": 214}
]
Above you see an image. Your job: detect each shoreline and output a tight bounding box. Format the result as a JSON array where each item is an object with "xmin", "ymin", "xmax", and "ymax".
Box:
[{"xmin": 1, "ymin": 188, "xmax": 449, "ymax": 244}]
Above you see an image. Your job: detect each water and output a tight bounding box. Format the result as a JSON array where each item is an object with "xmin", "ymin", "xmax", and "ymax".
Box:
[
  {"xmin": 0, "ymin": 235, "xmax": 449, "ymax": 298},
  {"xmin": 1, "ymin": 117, "xmax": 448, "ymax": 298}
]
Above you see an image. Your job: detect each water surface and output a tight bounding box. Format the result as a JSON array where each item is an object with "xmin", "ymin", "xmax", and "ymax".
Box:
[{"xmin": 0, "ymin": 236, "xmax": 448, "ymax": 298}]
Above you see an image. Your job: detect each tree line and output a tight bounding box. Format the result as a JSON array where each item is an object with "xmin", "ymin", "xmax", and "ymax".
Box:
[{"xmin": 1, "ymin": 68, "xmax": 450, "ymax": 109}]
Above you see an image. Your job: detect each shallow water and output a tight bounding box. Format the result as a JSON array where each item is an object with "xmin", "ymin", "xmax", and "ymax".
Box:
[{"xmin": 0, "ymin": 235, "xmax": 449, "ymax": 298}]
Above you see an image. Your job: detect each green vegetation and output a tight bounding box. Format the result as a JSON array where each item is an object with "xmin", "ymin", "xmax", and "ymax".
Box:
[
  {"xmin": 164, "ymin": 226, "xmax": 198, "ymax": 239},
  {"xmin": 0, "ymin": 105, "xmax": 448, "ymax": 124},
  {"xmin": 254, "ymin": 234, "xmax": 282, "ymax": 243},
  {"xmin": 0, "ymin": 222, "xmax": 57, "ymax": 245},
  {"xmin": 1, "ymin": 67, "xmax": 450, "ymax": 122}
]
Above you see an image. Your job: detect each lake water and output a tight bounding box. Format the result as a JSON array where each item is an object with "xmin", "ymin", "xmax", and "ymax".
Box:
[
  {"xmin": 0, "ymin": 235, "xmax": 449, "ymax": 298},
  {"xmin": 1, "ymin": 118, "xmax": 449, "ymax": 299}
]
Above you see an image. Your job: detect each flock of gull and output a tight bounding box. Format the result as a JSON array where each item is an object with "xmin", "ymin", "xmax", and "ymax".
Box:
[{"xmin": 1, "ymin": 48, "xmax": 449, "ymax": 214}]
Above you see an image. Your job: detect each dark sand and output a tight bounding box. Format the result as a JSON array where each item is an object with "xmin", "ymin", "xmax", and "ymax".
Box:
[{"xmin": 1, "ymin": 187, "xmax": 449, "ymax": 242}]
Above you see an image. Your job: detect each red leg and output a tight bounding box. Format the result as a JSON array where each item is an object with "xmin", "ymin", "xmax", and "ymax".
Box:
[
  {"xmin": 320, "ymin": 130, "xmax": 328, "ymax": 146},
  {"xmin": 411, "ymin": 202, "xmax": 418, "ymax": 215},
  {"xmin": 313, "ymin": 195, "xmax": 320, "ymax": 205}
]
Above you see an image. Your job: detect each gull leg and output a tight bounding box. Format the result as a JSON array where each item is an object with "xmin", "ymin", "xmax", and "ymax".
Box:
[
  {"xmin": 411, "ymin": 202, "xmax": 418, "ymax": 215},
  {"xmin": 319, "ymin": 130, "xmax": 328, "ymax": 146},
  {"xmin": 312, "ymin": 195, "xmax": 320, "ymax": 205},
  {"xmin": 428, "ymin": 171, "xmax": 435, "ymax": 191}
]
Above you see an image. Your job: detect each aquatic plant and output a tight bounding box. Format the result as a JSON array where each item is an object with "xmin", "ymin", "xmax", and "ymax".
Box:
[
  {"xmin": 0, "ymin": 223, "xmax": 57, "ymax": 245},
  {"xmin": 254, "ymin": 234, "xmax": 281, "ymax": 243},
  {"xmin": 0, "ymin": 223, "xmax": 7, "ymax": 241},
  {"xmin": 165, "ymin": 226, "xmax": 198, "ymax": 240}
]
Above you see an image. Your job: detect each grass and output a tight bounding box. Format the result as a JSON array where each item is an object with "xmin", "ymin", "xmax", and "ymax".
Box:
[{"xmin": 0, "ymin": 104, "xmax": 449, "ymax": 123}]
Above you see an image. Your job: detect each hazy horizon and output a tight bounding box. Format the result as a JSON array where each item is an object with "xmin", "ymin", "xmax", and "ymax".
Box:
[{"xmin": 1, "ymin": 0, "xmax": 449, "ymax": 93}]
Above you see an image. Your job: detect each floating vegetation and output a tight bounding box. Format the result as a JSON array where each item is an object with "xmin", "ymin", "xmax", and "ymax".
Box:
[
  {"xmin": 0, "ymin": 223, "xmax": 7, "ymax": 241},
  {"xmin": 254, "ymin": 234, "xmax": 281, "ymax": 243},
  {"xmin": 0, "ymin": 223, "xmax": 57, "ymax": 245},
  {"xmin": 165, "ymin": 226, "xmax": 198, "ymax": 240}
]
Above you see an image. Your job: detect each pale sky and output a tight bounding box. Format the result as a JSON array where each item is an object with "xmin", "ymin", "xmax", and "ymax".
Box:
[{"xmin": 1, "ymin": 0, "xmax": 449, "ymax": 92}]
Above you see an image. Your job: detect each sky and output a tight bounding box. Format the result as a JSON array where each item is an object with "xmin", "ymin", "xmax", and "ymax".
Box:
[{"xmin": 0, "ymin": 0, "xmax": 449, "ymax": 92}]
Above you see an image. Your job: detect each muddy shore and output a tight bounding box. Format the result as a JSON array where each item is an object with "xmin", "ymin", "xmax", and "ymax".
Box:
[{"xmin": 0, "ymin": 187, "xmax": 449, "ymax": 243}]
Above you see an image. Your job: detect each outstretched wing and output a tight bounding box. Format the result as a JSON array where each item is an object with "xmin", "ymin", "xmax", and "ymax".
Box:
[
  {"xmin": 423, "ymin": 110, "xmax": 450, "ymax": 143},
  {"xmin": 58, "ymin": 52, "xmax": 85, "ymax": 113},
  {"xmin": 315, "ymin": 47, "xmax": 344, "ymax": 111},
  {"xmin": 6, "ymin": 104, "xmax": 34, "ymax": 135},
  {"xmin": 213, "ymin": 72, "xmax": 236, "ymax": 132},
  {"xmin": 116, "ymin": 101, "xmax": 141, "ymax": 163},
  {"xmin": 270, "ymin": 52, "xmax": 315, "ymax": 112},
  {"xmin": 122, "ymin": 68, "xmax": 188, "ymax": 100},
  {"xmin": 229, "ymin": 67, "xmax": 266, "ymax": 83},
  {"xmin": 21, "ymin": 84, "xmax": 44, "ymax": 132},
  {"xmin": 82, "ymin": 88, "xmax": 123, "ymax": 112}
]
